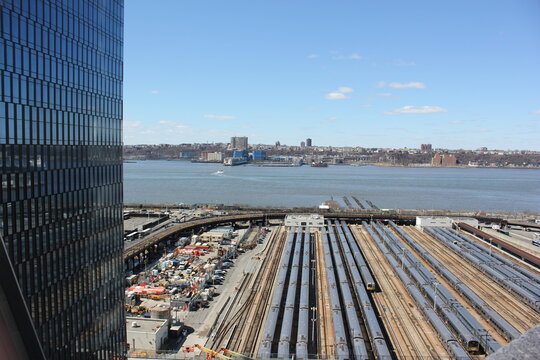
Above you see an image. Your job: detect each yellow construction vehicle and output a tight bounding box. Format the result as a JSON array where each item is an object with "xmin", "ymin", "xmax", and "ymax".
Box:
[
  {"xmin": 187, "ymin": 344, "xmax": 252, "ymax": 360},
  {"xmin": 220, "ymin": 348, "xmax": 252, "ymax": 360},
  {"xmin": 193, "ymin": 344, "xmax": 232, "ymax": 360}
]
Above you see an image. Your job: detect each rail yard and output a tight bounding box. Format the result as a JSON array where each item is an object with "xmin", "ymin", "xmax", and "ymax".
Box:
[{"xmin": 198, "ymin": 217, "xmax": 540, "ymax": 360}]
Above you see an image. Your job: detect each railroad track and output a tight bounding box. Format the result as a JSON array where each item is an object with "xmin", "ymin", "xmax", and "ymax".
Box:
[
  {"xmin": 384, "ymin": 224, "xmax": 508, "ymax": 348},
  {"xmin": 455, "ymin": 229, "xmax": 540, "ymax": 278},
  {"xmin": 209, "ymin": 227, "xmax": 287, "ymax": 355},
  {"xmin": 327, "ymin": 221, "xmax": 393, "ymax": 359},
  {"xmin": 209, "ymin": 273, "xmax": 253, "ymax": 348},
  {"xmin": 352, "ymin": 225, "xmax": 449, "ymax": 359},
  {"xmin": 407, "ymin": 226, "xmax": 540, "ymax": 333},
  {"xmin": 314, "ymin": 230, "xmax": 335, "ymax": 358},
  {"xmin": 235, "ymin": 229, "xmax": 286, "ymax": 355},
  {"xmin": 241, "ymin": 227, "xmax": 288, "ymax": 355}
]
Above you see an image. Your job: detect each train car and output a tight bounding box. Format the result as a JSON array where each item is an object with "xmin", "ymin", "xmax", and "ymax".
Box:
[
  {"xmin": 334, "ymin": 343, "xmax": 350, "ymax": 360},
  {"xmin": 277, "ymin": 229, "xmax": 302, "ymax": 359},
  {"xmin": 372, "ymin": 338, "xmax": 392, "ymax": 360},
  {"xmin": 296, "ymin": 306, "xmax": 310, "ymax": 359},
  {"xmin": 441, "ymin": 306, "xmax": 480, "ymax": 353},
  {"xmin": 258, "ymin": 340, "xmax": 272, "ymax": 359},
  {"xmin": 296, "ymin": 229, "xmax": 310, "ymax": 359},
  {"xmin": 277, "ymin": 338, "xmax": 291, "ymax": 359},
  {"xmin": 430, "ymin": 255, "xmax": 521, "ymax": 342},
  {"xmin": 359, "ymin": 265, "xmax": 376, "ymax": 291},
  {"xmin": 339, "ymin": 221, "xmax": 378, "ymax": 292},
  {"xmin": 432, "ymin": 228, "xmax": 540, "ymax": 310},
  {"xmin": 372, "ymin": 224, "xmax": 473, "ymax": 360},
  {"xmin": 386, "ymin": 222, "xmax": 497, "ymax": 354},
  {"xmin": 295, "ymin": 339, "xmax": 308, "ymax": 360},
  {"xmin": 258, "ymin": 229, "xmax": 297, "ymax": 359},
  {"xmin": 321, "ymin": 228, "xmax": 351, "ymax": 359},
  {"xmin": 329, "ymin": 228, "xmax": 370, "ymax": 360}
]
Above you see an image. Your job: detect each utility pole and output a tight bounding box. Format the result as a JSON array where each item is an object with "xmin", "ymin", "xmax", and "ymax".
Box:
[{"xmin": 310, "ymin": 307, "xmax": 317, "ymax": 342}]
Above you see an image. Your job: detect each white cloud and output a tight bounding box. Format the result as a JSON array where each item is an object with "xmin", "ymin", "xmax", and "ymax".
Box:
[
  {"xmin": 149, "ymin": 90, "xmax": 159, "ymax": 94},
  {"xmin": 530, "ymin": 110, "xmax": 540, "ymax": 114},
  {"xmin": 376, "ymin": 93, "xmax": 392, "ymax": 97},
  {"xmin": 325, "ymin": 87, "xmax": 354, "ymax": 100},
  {"xmin": 384, "ymin": 106, "xmax": 448, "ymax": 115},
  {"xmin": 158, "ymin": 120, "xmax": 193, "ymax": 131},
  {"xmin": 359, "ymin": 104, "xmax": 374, "ymax": 108},
  {"xmin": 450, "ymin": 120, "xmax": 462, "ymax": 124},
  {"xmin": 325, "ymin": 92, "xmax": 349, "ymax": 100},
  {"xmin": 307, "ymin": 54, "xmax": 319, "ymax": 59},
  {"xmin": 375, "ymin": 81, "xmax": 387, "ymax": 88},
  {"xmin": 203, "ymin": 114, "xmax": 236, "ymax": 120},
  {"xmin": 337, "ymin": 86, "xmax": 354, "ymax": 93},
  {"xmin": 325, "ymin": 116, "xmax": 340, "ymax": 122},
  {"xmin": 388, "ymin": 82, "xmax": 427, "ymax": 89},
  {"xmin": 331, "ymin": 53, "xmax": 363, "ymax": 60}
]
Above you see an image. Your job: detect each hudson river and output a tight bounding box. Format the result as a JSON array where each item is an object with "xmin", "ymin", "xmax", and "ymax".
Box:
[{"xmin": 124, "ymin": 161, "xmax": 540, "ymax": 212}]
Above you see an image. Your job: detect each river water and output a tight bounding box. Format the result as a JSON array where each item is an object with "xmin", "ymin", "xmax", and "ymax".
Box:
[{"xmin": 123, "ymin": 161, "xmax": 540, "ymax": 212}]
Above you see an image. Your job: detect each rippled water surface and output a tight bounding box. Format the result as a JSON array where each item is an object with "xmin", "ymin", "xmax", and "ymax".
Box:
[{"xmin": 124, "ymin": 161, "xmax": 540, "ymax": 212}]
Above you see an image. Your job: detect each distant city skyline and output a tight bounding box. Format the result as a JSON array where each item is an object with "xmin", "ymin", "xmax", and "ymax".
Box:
[
  {"xmin": 124, "ymin": 139, "xmax": 538, "ymax": 152},
  {"xmin": 123, "ymin": 0, "xmax": 540, "ymax": 150}
]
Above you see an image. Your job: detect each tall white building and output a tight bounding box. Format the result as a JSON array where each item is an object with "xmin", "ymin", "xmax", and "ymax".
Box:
[{"xmin": 231, "ymin": 136, "xmax": 248, "ymax": 150}]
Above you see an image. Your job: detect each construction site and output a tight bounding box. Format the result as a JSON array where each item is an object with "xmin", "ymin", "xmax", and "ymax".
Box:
[{"xmin": 126, "ymin": 214, "xmax": 540, "ymax": 360}]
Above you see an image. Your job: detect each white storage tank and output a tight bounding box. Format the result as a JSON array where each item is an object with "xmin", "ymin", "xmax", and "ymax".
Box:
[{"xmin": 416, "ymin": 216, "xmax": 453, "ymax": 230}]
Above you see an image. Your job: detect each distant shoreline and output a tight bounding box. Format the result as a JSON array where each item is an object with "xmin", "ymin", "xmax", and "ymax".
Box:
[
  {"xmin": 123, "ymin": 159, "xmax": 540, "ymax": 170},
  {"xmin": 366, "ymin": 163, "xmax": 540, "ymax": 170}
]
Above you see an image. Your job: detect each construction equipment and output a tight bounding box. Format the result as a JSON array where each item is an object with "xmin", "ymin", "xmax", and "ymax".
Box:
[
  {"xmin": 189, "ymin": 345, "xmax": 253, "ymax": 360},
  {"xmin": 124, "ymin": 304, "xmax": 146, "ymax": 314},
  {"xmin": 194, "ymin": 344, "xmax": 233, "ymax": 360},
  {"xmin": 220, "ymin": 348, "xmax": 252, "ymax": 360}
]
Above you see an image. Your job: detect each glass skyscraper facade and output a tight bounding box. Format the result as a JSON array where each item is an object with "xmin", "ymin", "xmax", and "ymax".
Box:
[{"xmin": 1, "ymin": 0, "xmax": 125, "ymax": 358}]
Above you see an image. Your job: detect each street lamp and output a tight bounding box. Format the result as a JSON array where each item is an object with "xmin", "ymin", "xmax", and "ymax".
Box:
[{"xmin": 310, "ymin": 307, "xmax": 317, "ymax": 342}]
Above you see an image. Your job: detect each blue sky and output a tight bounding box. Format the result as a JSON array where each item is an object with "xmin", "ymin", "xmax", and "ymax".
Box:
[{"xmin": 123, "ymin": 0, "xmax": 540, "ymax": 150}]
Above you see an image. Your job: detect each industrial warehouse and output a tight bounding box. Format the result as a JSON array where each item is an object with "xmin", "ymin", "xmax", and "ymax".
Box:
[{"xmin": 125, "ymin": 212, "xmax": 540, "ymax": 359}]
